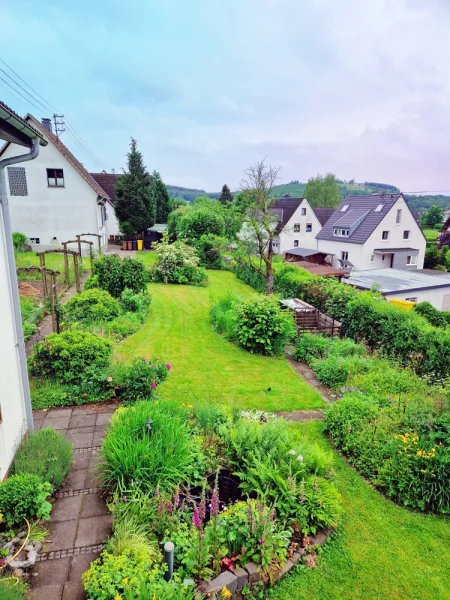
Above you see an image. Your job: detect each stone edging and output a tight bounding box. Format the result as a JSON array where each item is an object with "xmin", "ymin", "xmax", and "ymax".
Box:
[{"xmin": 197, "ymin": 528, "xmax": 334, "ymax": 599}]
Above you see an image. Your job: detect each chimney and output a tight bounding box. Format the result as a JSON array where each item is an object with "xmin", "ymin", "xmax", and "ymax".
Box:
[{"xmin": 41, "ymin": 118, "xmax": 52, "ymax": 133}]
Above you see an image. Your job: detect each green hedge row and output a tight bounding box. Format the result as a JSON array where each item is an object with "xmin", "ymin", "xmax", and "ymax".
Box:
[{"xmin": 236, "ymin": 263, "xmax": 450, "ymax": 379}]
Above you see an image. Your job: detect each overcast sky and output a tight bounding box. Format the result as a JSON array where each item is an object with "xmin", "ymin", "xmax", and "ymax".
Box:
[{"xmin": 2, "ymin": 0, "xmax": 450, "ymax": 192}]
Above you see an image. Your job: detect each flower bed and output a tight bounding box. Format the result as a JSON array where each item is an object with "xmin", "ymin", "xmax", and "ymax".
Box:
[{"xmin": 83, "ymin": 403, "xmax": 341, "ymax": 598}]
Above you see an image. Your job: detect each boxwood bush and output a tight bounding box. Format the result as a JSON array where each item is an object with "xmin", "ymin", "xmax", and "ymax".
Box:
[
  {"xmin": 63, "ymin": 288, "xmax": 120, "ymax": 324},
  {"xmin": 29, "ymin": 330, "xmax": 113, "ymax": 383}
]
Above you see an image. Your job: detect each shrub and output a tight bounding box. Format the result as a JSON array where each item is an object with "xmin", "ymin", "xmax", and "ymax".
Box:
[
  {"xmin": 312, "ymin": 355, "xmax": 373, "ymax": 390},
  {"xmin": 84, "ymin": 274, "xmax": 99, "ymax": 290},
  {"xmin": 152, "ymin": 238, "xmax": 207, "ymax": 286},
  {"xmin": 0, "ymin": 474, "xmax": 52, "ymax": 528},
  {"xmin": 210, "ymin": 294, "xmax": 239, "ymax": 340},
  {"xmin": 100, "ymin": 401, "xmax": 195, "ymax": 493},
  {"xmin": 293, "ymin": 332, "xmax": 334, "ymax": 363},
  {"xmin": 93, "ymin": 254, "xmax": 149, "ymax": 297},
  {"xmin": 195, "ymin": 234, "xmax": 226, "ymax": 269},
  {"xmin": 114, "ymin": 357, "xmax": 170, "ymax": 402},
  {"xmin": 63, "ymin": 288, "xmax": 120, "ymax": 324},
  {"xmin": 29, "ymin": 330, "xmax": 113, "ymax": 383},
  {"xmin": 178, "ymin": 208, "xmax": 225, "ymax": 242},
  {"xmin": 414, "ymin": 301, "xmax": 450, "ymax": 328},
  {"xmin": 23, "ymin": 321, "xmax": 37, "ymax": 339},
  {"xmin": 120, "ymin": 288, "xmax": 151, "ymax": 321},
  {"xmin": 104, "ymin": 313, "xmax": 141, "ymax": 340},
  {"xmin": 12, "ymin": 231, "xmax": 27, "ymax": 252},
  {"xmin": 235, "ymin": 296, "xmax": 294, "ymax": 356},
  {"xmin": 13, "ymin": 428, "xmax": 73, "ymax": 489}
]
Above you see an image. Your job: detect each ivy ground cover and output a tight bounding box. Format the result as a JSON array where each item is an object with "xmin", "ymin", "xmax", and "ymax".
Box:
[{"xmin": 116, "ymin": 270, "xmax": 323, "ymax": 411}]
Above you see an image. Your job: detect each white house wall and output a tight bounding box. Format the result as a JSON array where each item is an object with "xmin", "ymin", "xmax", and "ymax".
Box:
[
  {"xmin": 278, "ymin": 200, "xmax": 321, "ymax": 254},
  {"xmin": 1, "ymin": 138, "xmax": 107, "ymax": 253},
  {"xmin": 0, "ymin": 204, "xmax": 27, "ymax": 479},
  {"xmin": 106, "ymin": 203, "xmax": 121, "ymax": 236},
  {"xmin": 387, "ymin": 288, "xmax": 450, "ymax": 310},
  {"xmin": 316, "ymin": 198, "xmax": 425, "ymax": 270}
]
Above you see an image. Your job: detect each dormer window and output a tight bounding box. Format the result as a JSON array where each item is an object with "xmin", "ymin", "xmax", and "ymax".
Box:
[
  {"xmin": 333, "ymin": 227, "xmax": 350, "ymax": 237},
  {"xmin": 341, "ymin": 205, "xmax": 349, "ymax": 212}
]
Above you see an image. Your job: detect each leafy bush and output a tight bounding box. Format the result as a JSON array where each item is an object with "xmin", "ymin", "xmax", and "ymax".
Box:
[
  {"xmin": 63, "ymin": 288, "xmax": 120, "ymax": 324},
  {"xmin": 178, "ymin": 208, "xmax": 225, "ymax": 242},
  {"xmin": 195, "ymin": 234, "xmax": 226, "ymax": 269},
  {"xmin": 312, "ymin": 355, "xmax": 374, "ymax": 390},
  {"xmin": 210, "ymin": 294, "xmax": 239, "ymax": 340},
  {"xmin": 0, "ymin": 474, "xmax": 52, "ymax": 528},
  {"xmin": 12, "ymin": 231, "xmax": 27, "ymax": 252},
  {"xmin": 152, "ymin": 238, "xmax": 207, "ymax": 286},
  {"xmin": 23, "ymin": 321, "xmax": 37, "ymax": 339},
  {"xmin": 100, "ymin": 401, "xmax": 195, "ymax": 493},
  {"xmin": 235, "ymin": 296, "xmax": 294, "ymax": 355},
  {"xmin": 120, "ymin": 288, "xmax": 151, "ymax": 321},
  {"xmin": 414, "ymin": 301, "xmax": 450, "ymax": 328},
  {"xmin": 29, "ymin": 330, "xmax": 113, "ymax": 383},
  {"xmin": 114, "ymin": 357, "xmax": 170, "ymax": 402},
  {"xmin": 84, "ymin": 274, "xmax": 99, "ymax": 290},
  {"xmin": 292, "ymin": 332, "xmax": 366, "ymax": 364},
  {"xmin": 104, "ymin": 313, "xmax": 141, "ymax": 340},
  {"xmin": 13, "ymin": 428, "xmax": 73, "ymax": 489},
  {"xmin": 93, "ymin": 254, "xmax": 149, "ymax": 297}
]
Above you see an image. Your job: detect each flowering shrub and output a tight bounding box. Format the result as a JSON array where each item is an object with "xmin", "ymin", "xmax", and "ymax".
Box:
[
  {"xmin": 235, "ymin": 296, "xmax": 294, "ymax": 356},
  {"xmin": 152, "ymin": 238, "xmax": 207, "ymax": 286},
  {"xmin": 29, "ymin": 330, "xmax": 113, "ymax": 384},
  {"xmin": 114, "ymin": 357, "xmax": 170, "ymax": 402},
  {"xmin": 62, "ymin": 288, "xmax": 120, "ymax": 324}
]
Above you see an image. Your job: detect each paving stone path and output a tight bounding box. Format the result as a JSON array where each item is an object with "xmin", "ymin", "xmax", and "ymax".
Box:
[{"xmin": 30, "ymin": 402, "xmax": 118, "ymax": 600}]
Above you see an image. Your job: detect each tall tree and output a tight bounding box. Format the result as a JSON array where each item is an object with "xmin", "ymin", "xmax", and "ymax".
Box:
[
  {"xmin": 304, "ymin": 173, "xmax": 341, "ymax": 207},
  {"xmin": 421, "ymin": 205, "xmax": 444, "ymax": 229},
  {"xmin": 219, "ymin": 184, "xmax": 233, "ymax": 205},
  {"xmin": 115, "ymin": 138, "xmax": 155, "ymax": 233},
  {"xmin": 238, "ymin": 159, "xmax": 280, "ymax": 294},
  {"xmin": 151, "ymin": 171, "xmax": 171, "ymax": 223}
]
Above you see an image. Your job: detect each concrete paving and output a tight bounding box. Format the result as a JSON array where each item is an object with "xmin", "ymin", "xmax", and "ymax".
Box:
[{"xmin": 30, "ymin": 402, "xmax": 117, "ymax": 600}]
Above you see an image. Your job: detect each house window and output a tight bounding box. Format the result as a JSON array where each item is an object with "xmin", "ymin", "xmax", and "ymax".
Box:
[
  {"xmin": 370, "ymin": 254, "xmax": 374, "ymax": 262},
  {"xmin": 333, "ymin": 227, "xmax": 350, "ymax": 237},
  {"xmin": 306, "ymin": 223, "xmax": 312, "ymax": 232},
  {"xmin": 406, "ymin": 255, "xmax": 417, "ymax": 265},
  {"xmin": 382, "ymin": 255, "xmax": 385, "ymax": 261},
  {"xmin": 294, "ymin": 223, "xmax": 300, "ymax": 232},
  {"xmin": 294, "ymin": 240, "xmax": 299, "ymax": 247},
  {"xmin": 301, "ymin": 208, "xmax": 306, "ymax": 216},
  {"xmin": 29, "ymin": 237, "xmax": 40, "ymax": 244},
  {"xmin": 405, "ymin": 297, "xmax": 418, "ymax": 303},
  {"xmin": 341, "ymin": 251, "xmax": 349, "ymax": 261},
  {"xmin": 403, "ymin": 230, "xmax": 410, "ymax": 240},
  {"xmin": 47, "ymin": 168, "xmax": 64, "ymax": 187},
  {"xmin": 382, "ymin": 230, "xmax": 389, "ymax": 240},
  {"xmin": 8, "ymin": 167, "xmax": 28, "ymax": 196},
  {"xmin": 396, "ymin": 209, "xmax": 402, "ymax": 224}
]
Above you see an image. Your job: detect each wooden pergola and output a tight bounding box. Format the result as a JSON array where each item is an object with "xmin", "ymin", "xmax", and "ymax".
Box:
[{"xmin": 36, "ymin": 248, "xmax": 80, "ymax": 291}]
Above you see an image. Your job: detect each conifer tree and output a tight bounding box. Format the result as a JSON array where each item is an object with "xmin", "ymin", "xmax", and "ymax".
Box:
[
  {"xmin": 219, "ymin": 183, "xmax": 234, "ymax": 205},
  {"xmin": 115, "ymin": 138, "xmax": 155, "ymax": 233},
  {"xmin": 152, "ymin": 170, "xmax": 171, "ymax": 223}
]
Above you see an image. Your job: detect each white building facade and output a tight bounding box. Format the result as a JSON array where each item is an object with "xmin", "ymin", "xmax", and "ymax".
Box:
[
  {"xmin": 316, "ymin": 194, "xmax": 426, "ymax": 271},
  {"xmin": 0, "ymin": 115, "xmax": 109, "ymax": 253}
]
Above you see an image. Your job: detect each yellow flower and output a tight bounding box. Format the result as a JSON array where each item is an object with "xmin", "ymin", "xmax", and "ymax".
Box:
[
  {"xmin": 122, "ymin": 577, "xmax": 129, "ymax": 585},
  {"xmin": 115, "ymin": 596, "xmax": 122, "ymax": 600},
  {"xmin": 221, "ymin": 587, "xmax": 232, "ymax": 599},
  {"xmin": 188, "ymin": 404, "xmax": 193, "ymax": 409}
]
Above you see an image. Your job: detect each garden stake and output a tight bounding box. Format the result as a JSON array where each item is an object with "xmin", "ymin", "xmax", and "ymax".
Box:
[{"xmin": 164, "ymin": 541, "xmax": 174, "ymax": 581}]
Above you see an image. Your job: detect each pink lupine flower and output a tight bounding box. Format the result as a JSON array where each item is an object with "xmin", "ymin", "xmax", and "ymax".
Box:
[
  {"xmin": 270, "ymin": 508, "xmax": 276, "ymax": 522},
  {"xmin": 192, "ymin": 504, "xmax": 201, "ymax": 529},
  {"xmin": 175, "ymin": 487, "xmax": 180, "ymax": 509},
  {"xmin": 211, "ymin": 488, "xmax": 219, "ymax": 517},
  {"xmin": 151, "ymin": 382, "xmax": 157, "ymax": 389},
  {"xmin": 169, "ymin": 501, "xmax": 173, "ymax": 514},
  {"xmin": 199, "ymin": 495, "xmax": 206, "ymax": 522},
  {"xmin": 259, "ymin": 537, "xmax": 265, "ymax": 547}
]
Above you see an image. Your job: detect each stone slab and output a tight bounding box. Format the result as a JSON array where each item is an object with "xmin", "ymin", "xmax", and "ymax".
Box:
[
  {"xmin": 80, "ymin": 493, "xmax": 109, "ymax": 518},
  {"xmin": 51, "ymin": 495, "xmax": 83, "ymax": 522},
  {"xmin": 96, "ymin": 412, "xmax": 114, "ymax": 426},
  {"xmin": 69, "ymin": 414, "xmax": 97, "ymax": 429},
  {"xmin": 234, "ymin": 567, "xmax": 249, "ymax": 590},
  {"xmin": 65, "ymin": 432, "xmax": 94, "ymax": 449},
  {"xmin": 45, "ymin": 520, "xmax": 78, "ymax": 552},
  {"xmin": 71, "ymin": 453, "xmax": 90, "ymax": 472},
  {"xmin": 61, "ymin": 469, "xmax": 87, "ymax": 492},
  {"xmin": 29, "ymin": 584, "xmax": 63, "ymax": 600},
  {"xmin": 84, "ymin": 468, "xmax": 102, "ymax": 489},
  {"xmin": 69, "ymin": 552, "xmax": 100, "ymax": 581},
  {"xmin": 32, "ymin": 557, "xmax": 71, "ymax": 586},
  {"xmin": 44, "ymin": 416, "xmax": 71, "ymax": 430},
  {"xmin": 245, "ymin": 562, "xmax": 262, "ymax": 584},
  {"xmin": 62, "ymin": 581, "xmax": 86, "ymax": 600},
  {"xmin": 45, "ymin": 408, "xmax": 73, "ymax": 418},
  {"xmin": 92, "ymin": 431, "xmax": 105, "ymax": 446},
  {"xmin": 74, "ymin": 514, "xmax": 113, "ymax": 547},
  {"xmin": 202, "ymin": 571, "xmax": 238, "ymax": 594}
]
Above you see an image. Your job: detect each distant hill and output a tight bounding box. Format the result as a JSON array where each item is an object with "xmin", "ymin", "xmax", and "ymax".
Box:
[{"xmin": 167, "ymin": 180, "xmax": 450, "ymax": 213}]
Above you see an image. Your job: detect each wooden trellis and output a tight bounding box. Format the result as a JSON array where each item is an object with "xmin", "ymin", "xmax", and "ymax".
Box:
[
  {"xmin": 64, "ymin": 239, "xmax": 94, "ymax": 271},
  {"xmin": 77, "ymin": 233, "xmax": 102, "ymax": 254},
  {"xmin": 37, "ymin": 248, "xmax": 80, "ymax": 291},
  {"xmin": 16, "ymin": 266, "xmax": 60, "ymax": 333}
]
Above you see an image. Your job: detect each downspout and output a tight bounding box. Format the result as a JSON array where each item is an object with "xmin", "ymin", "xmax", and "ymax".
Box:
[{"xmin": 0, "ymin": 138, "xmax": 40, "ymax": 432}]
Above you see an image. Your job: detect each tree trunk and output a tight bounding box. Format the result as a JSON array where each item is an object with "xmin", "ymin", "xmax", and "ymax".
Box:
[{"xmin": 266, "ymin": 266, "xmax": 274, "ymax": 294}]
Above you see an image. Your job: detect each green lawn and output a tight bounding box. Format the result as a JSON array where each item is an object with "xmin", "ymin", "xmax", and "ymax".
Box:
[
  {"xmin": 422, "ymin": 228, "xmax": 439, "ymax": 243},
  {"xmin": 118, "ymin": 270, "xmax": 449, "ymax": 598},
  {"xmin": 14, "ymin": 251, "xmax": 86, "ymax": 284},
  {"xmin": 272, "ymin": 421, "xmax": 450, "ymax": 600},
  {"xmin": 116, "ymin": 270, "xmax": 324, "ymax": 411}
]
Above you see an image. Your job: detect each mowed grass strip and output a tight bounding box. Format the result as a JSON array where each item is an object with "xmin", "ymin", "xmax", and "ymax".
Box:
[
  {"xmin": 116, "ymin": 270, "xmax": 324, "ymax": 411},
  {"xmin": 273, "ymin": 421, "xmax": 450, "ymax": 600}
]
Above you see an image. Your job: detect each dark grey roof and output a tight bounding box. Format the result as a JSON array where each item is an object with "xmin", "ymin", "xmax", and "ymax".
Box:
[
  {"xmin": 311, "ymin": 207, "xmax": 335, "ymax": 226},
  {"xmin": 344, "ymin": 268, "xmax": 450, "ymax": 294},
  {"xmin": 269, "ymin": 198, "xmax": 304, "ymax": 232},
  {"xmin": 316, "ymin": 194, "xmax": 402, "ymax": 244},
  {"xmin": 285, "ymin": 247, "xmax": 324, "ymax": 257},
  {"xmin": 373, "ymin": 247, "xmax": 419, "ymax": 253}
]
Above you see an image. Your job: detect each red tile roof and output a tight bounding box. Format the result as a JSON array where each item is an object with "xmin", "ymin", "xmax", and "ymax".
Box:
[{"xmin": 90, "ymin": 172, "xmax": 120, "ymax": 203}]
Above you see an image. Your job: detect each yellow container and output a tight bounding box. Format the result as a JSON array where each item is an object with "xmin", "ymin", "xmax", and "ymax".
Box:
[
  {"xmin": 388, "ymin": 298, "xmax": 415, "ymax": 311},
  {"xmin": 137, "ymin": 239, "xmax": 143, "ymax": 251}
]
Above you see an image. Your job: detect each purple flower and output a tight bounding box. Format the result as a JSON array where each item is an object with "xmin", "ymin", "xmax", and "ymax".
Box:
[
  {"xmin": 123, "ymin": 496, "xmax": 128, "ymax": 503},
  {"xmin": 155, "ymin": 485, "xmax": 160, "ymax": 498},
  {"xmin": 269, "ymin": 508, "xmax": 275, "ymax": 522},
  {"xmin": 166, "ymin": 363, "xmax": 172, "ymax": 371},
  {"xmin": 259, "ymin": 537, "xmax": 265, "ymax": 547},
  {"xmin": 192, "ymin": 504, "xmax": 201, "ymax": 529},
  {"xmin": 151, "ymin": 382, "xmax": 157, "ymax": 389},
  {"xmin": 175, "ymin": 487, "xmax": 180, "ymax": 509},
  {"xmin": 169, "ymin": 501, "xmax": 173, "ymax": 514},
  {"xmin": 199, "ymin": 496, "xmax": 206, "ymax": 522}
]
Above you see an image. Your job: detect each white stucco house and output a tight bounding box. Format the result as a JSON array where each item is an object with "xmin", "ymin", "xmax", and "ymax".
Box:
[
  {"xmin": 269, "ymin": 197, "xmax": 334, "ymax": 254},
  {"xmin": 90, "ymin": 171, "xmax": 121, "ymax": 236},
  {"xmin": 0, "ymin": 115, "xmax": 110, "ymax": 253},
  {"xmin": 344, "ymin": 268, "xmax": 450, "ymax": 310},
  {"xmin": 0, "ymin": 102, "xmax": 47, "ymax": 479},
  {"xmin": 315, "ymin": 194, "xmax": 426, "ymax": 271}
]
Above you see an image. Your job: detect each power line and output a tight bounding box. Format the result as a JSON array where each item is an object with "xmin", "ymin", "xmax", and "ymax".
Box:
[
  {"xmin": 0, "ymin": 57, "xmax": 58, "ymax": 113},
  {"xmin": 402, "ymin": 190, "xmax": 450, "ymax": 195}
]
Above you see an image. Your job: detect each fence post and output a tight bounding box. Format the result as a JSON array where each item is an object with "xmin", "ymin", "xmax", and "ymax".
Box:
[{"xmin": 74, "ymin": 254, "xmax": 81, "ymax": 292}]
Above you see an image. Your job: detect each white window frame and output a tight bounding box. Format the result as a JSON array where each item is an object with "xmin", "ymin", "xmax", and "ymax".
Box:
[
  {"xmin": 306, "ymin": 223, "xmax": 312, "ymax": 233},
  {"xmin": 382, "ymin": 230, "xmax": 389, "ymax": 240},
  {"xmin": 293, "ymin": 223, "xmax": 300, "ymax": 233},
  {"xmin": 341, "ymin": 250, "xmax": 349, "ymax": 261},
  {"xmin": 406, "ymin": 255, "xmax": 417, "ymax": 265}
]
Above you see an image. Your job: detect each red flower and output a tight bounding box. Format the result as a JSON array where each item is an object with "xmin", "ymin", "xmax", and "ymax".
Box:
[
  {"xmin": 151, "ymin": 382, "xmax": 157, "ymax": 389},
  {"xmin": 165, "ymin": 363, "xmax": 172, "ymax": 371}
]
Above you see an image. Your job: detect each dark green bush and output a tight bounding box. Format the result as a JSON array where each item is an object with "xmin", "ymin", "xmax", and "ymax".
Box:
[
  {"xmin": 29, "ymin": 330, "xmax": 113, "ymax": 383},
  {"xmin": 93, "ymin": 254, "xmax": 149, "ymax": 297},
  {"xmin": 235, "ymin": 296, "xmax": 294, "ymax": 356},
  {"xmin": 293, "ymin": 333, "xmax": 366, "ymax": 364},
  {"xmin": 63, "ymin": 288, "xmax": 120, "ymax": 324},
  {"xmin": 84, "ymin": 274, "xmax": 99, "ymax": 290},
  {"xmin": 13, "ymin": 428, "xmax": 73, "ymax": 489},
  {"xmin": 178, "ymin": 209, "xmax": 225, "ymax": 242},
  {"xmin": 195, "ymin": 234, "xmax": 226, "ymax": 269},
  {"xmin": 12, "ymin": 231, "xmax": 27, "ymax": 252},
  {"xmin": 312, "ymin": 355, "xmax": 374, "ymax": 390},
  {"xmin": 0, "ymin": 474, "xmax": 52, "ymax": 528},
  {"xmin": 115, "ymin": 357, "xmax": 170, "ymax": 402},
  {"xmin": 414, "ymin": 301, "xmax": 450, "ymax": 328}
]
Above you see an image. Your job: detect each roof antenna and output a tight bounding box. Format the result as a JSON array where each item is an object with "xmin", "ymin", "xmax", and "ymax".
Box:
[{"xmin": 53, "ymin": 114, "xmax": 65, "ymax": 141}]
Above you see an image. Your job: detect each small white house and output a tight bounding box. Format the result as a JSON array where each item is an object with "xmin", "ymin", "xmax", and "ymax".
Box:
[
  {"xmin": 0, "ymin": 102, "xmax": 46, "ymax": 478},
  {"xmin": 316, "ymin": 194, "xmax": 426, "ymax": 271},
  {"xmin": 0, "ymin": 115, "xmax": 110, "ymax": 253},
  {"xmin": 269, "ymin": 197, "xmax": 334, "ymax": 254},
  {"xmin": 344, "ymin": 268, "xmax": 450, "ymax": 310}
]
